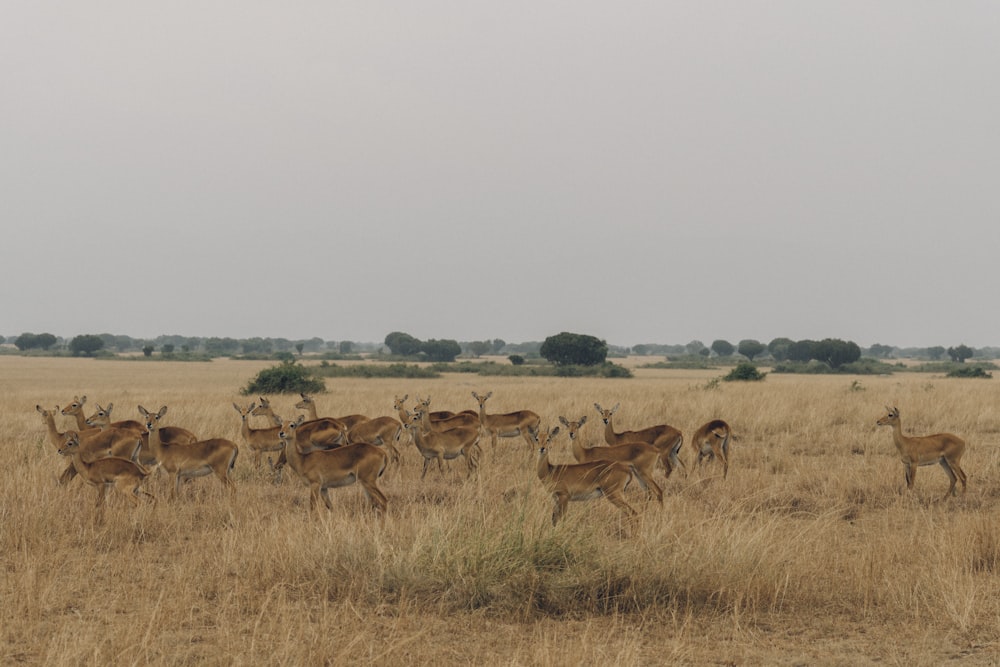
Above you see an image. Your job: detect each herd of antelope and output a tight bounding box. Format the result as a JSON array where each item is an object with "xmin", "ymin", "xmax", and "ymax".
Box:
[{"xmin": 35, "ymin": 392, "xmax": 967, "ymax": 526}]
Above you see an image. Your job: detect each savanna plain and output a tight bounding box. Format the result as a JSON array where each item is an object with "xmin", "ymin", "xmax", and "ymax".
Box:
[{"xmin": 4, "ymin": 356, "xmax": 1000, "ymax": 666}]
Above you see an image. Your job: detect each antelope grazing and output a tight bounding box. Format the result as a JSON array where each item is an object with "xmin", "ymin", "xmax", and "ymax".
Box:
[
  {"xmin": 471, "ymin": 391, "xmax": 540, "ymax": 449},
  {"xmin": 690, "ymin": 419, "xmax": 732, "ymax": 478},
  {"xmin": 594, "ymin": 403, "xmax": 686, "ymax": 477},
  {"xmin": 346, "ymin": 416, "xmax": 403, "ymax": 464},
  {"xmin": 295, "ymin": 393, "xmax": 369, "ymax": 430},
  {"xmin": 86, "ymin": 403, "xmax": 198, "ymax": 468},
  {"xmin": 533, "ymin": 426, "xmax": 637, "ymax": 526},
  {"xmin": 277, "ymin": 417, "xmax": 388, "ymax": 513},
  {"xmin": 252, "ymin": 396, "xmax": 346, "ymax": 448},
  {"xmin": 559, "ymin": 416, "xmax": 663, "ymax": 505},
  {"xmin": 406, "ymin": 408, "xmax": 482, "ymax": 479},
  {"xmin": 37, "ymin": 405, "xmax": 141, "ymax": 485},
  {"xmin": 876, "ymin": 406, "xmax": 967, "ymax": 499},
  {"xmin": 138, "ymin": 405, "xmax": 239, "ymax": 499},
  {"xmin": 58, "ymin": 430, "xmax": 155, "ymax": 522}
]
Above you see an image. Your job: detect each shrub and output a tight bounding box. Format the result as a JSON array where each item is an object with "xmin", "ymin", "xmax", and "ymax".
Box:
[
  {"xmin": 641, "ymin": 356, "xmax": 717, "ymax": 370},
  {"xmin": 241, "ymin": 361, "xmax": 326, "ymax": 395},
  {"xmin": 723, "ymin": 361, "xmax": 766, "ymax": 382},
  {"xmin": 947, "ymin": 366, "xmax": 993, "ymax": 379},
  {"xmin": 313, "ymin": 363, "xmax": 439, "ymax": 379}
]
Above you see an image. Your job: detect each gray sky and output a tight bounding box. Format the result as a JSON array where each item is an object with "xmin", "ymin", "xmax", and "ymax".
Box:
[{"xmin": 3, "ymin": 2, "xmax": 998, "ymax": 349}]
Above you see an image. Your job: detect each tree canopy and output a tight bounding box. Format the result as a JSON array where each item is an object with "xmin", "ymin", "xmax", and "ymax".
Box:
[
  {"xmin": 69, "ymin": 334, "xmax": 104, "ymax": 356},
  {"xmin": 540, "ymin": 332, "xmax": 608, "ymax": 366},
  {"xmin": 737, "ymin": 339, "xmax": 766, "ymax": 362},
  {"xmin": 420, "ymin": 339, "xmax": 462, "ymax": 362},
  {"xmin": 384, "ymin": 331, "xmax": 422, "ymax": 356},
  {"xmin": 14, "ymin": 332, "xmax": 57, "ymax": 351},
  {"xmin": 948, "ymin": 344, "xmax": 974, "ymax": 363},
  {"xmin": 710, "ymin": 339, "xmax": 735, "ymax": 357}
]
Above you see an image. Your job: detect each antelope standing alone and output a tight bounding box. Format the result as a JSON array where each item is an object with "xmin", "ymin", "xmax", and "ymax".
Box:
[{"xmin": 876, "ymin": 406, "xmax": 967, "ymax": 499}]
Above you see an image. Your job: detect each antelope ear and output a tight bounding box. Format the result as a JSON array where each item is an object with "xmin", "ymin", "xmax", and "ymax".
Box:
[
  {"xmin": 579, "ymin": 416, "xmax": 587, "ymax": 425},
  {"xmin": 550, "ymin": 426, "xmax": 560, "ymax": 437},
  {"xmin": 558, "ymin": 416, "xmax": 569, "ymax": 426}
]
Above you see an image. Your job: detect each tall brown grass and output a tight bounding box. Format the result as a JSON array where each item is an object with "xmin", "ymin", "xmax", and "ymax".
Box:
[{"xmin": 3, "ymin": 356, "xmax": 1000, "ymax": 665}]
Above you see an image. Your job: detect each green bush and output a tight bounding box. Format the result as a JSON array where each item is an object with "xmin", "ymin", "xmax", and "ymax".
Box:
[
  {"xmin": 909, "ymin": 361, "xmax": 998, "ymax": 374},
  {"xmin": 312, "ymin": 363, "xmax": 439, "ymax": 379},
  {"xmin": 723, "ymin": 361, "xmax": 766, "ymax": 382},
  {"xmin": 640, "ymin": 356, "xmax": 717, "ymax": 370},
  {"xmin": 947, "ymin": 366, "xmax": 993, "ymax": 378},
  {"xmin": 241, "ymin": 361, "xmax": 326, "ymax": 395}
]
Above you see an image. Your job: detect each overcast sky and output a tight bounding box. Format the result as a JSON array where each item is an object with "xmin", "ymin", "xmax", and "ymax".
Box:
[{"xmin": 3, "ymin": 2, "xmax": 998, "ymax": 349}]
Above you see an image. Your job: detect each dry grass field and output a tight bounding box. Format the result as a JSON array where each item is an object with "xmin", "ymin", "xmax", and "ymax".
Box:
[{"xmin": 4, "ymin": 355, "xmax": 1000, "ymax": 666}]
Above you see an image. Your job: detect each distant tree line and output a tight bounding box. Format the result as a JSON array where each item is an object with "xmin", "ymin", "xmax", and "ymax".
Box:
[
  {"xmin": 629, "ymin": 338, "xmax": 991, "ymax": 363},
  {"xmin": 2, "ymin": 330, "xmax": 993, "ymax": 364}
]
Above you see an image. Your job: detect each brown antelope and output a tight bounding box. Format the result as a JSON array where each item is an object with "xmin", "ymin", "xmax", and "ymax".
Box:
[
  {"xmin": 37, "ymin": 405, "xmax": 141, "ymax": 485},
  {"xmin": 471, "ymin": 390, "xmax": 540, "ymax": 449},
  {"xmin": 277, "ymin": 416, "xmax": 388, "ymax": 513},
  {"xmin": 58, "ymin": 430, "xmax": 155, "ymax": 522},
  {"xmin": 415, "ymin": 396, "xmax": 480, "ymax": 431},
  {"xmin": 392, "ymin": 395, "xmax": 463, "ymax": 450},
  {"xmin": 252, "ymin": 396, "xmax": 347, "ymax": 447},
  {"xmin": 85, "ymin": 403, "xmax": 198, "ymax": 468},
  {"xmin": 61, "ymin": 395, "xmax": 147, "ymax": 433},
  {"xmin": 559, "ymin": 415, "xmax": 663, "ymax": 505},
  {"xmin": 82, "ymin": 402, "xmax": 145, "ymax": 432},
  {"xmin": 295, "ymin": 393, "xmax": 369, "ymax": 430},
  {"xmin": 594, "ymin": 403, "xmax": 686, "ymax": 477},
  {"xmin": 406, "ymin": 408, "xmax": 482, "ymax": 479},
  {"xmin": 533, "ymin": 426, "xmax": 637, "ymax": 526},
  {"xmin": 233, "ymin": 402, "xmax": 284, "ymax": 469},
  {"xmin": 60, "ymin": 395, "xmax": 94, "ymax": 431},
  {"xmin": 876, "ymin": 406, "xmax": 967, "ymax": 499},
  {"xmin": 393, "ymin": 395, "xmax": 418, "ymax": 448},
  {"xmin": 138, "ymin": 405, "xmax": 239, "ymax": 499},
  {"xmin": 690, "ymin": 419, "xmax": 732, "ymax": 478},
  {"xmin": 37, "ymin": 404, "xmax": 99, "ymax": 449},
  {"xmin": 346, "ymin": 416, "xmax": 403, "ymax": 464},
  {"xmin": 409, "ymin": 395, "xmax": 478, "ymax": 423}
]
